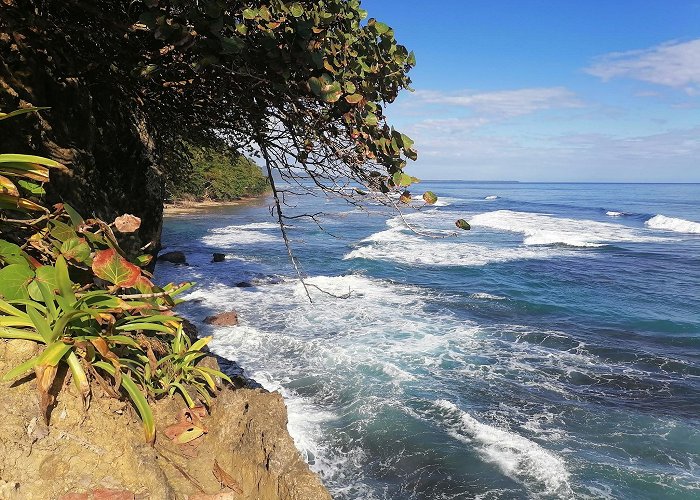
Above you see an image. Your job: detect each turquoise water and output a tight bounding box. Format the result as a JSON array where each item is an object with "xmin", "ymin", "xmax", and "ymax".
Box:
[{"xmin": 156, "ymin": 182, "xmax": 700, "ymax": 499}]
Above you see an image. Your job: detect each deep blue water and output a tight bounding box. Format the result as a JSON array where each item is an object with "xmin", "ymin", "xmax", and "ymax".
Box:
[{"xmin": 155, "ymin": 182, "xmax": 700, "ymax": 499}]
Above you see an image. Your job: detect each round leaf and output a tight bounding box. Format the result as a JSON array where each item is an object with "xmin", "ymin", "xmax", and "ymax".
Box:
[
  {"xmin": 422, "ymin": 191, "xmax": 438, "ymax": 205},
  {"xmin": 456, "ymin": 219, "xmax": 471, "ymax": 231},
  {"xmin": 92, "ymin": 249, "xmax": 141, "ymax": 287}
]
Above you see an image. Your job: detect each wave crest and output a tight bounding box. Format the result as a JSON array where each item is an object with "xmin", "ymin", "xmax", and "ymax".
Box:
[{"xmin": 645, "ymin": 215, "xmax": 700, "ymax": 234}]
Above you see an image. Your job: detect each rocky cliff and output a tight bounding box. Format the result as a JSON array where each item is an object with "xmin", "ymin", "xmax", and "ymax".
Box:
[{"xmin": 0, "ymin": 339, "xmax": 331, "ymax": 500}]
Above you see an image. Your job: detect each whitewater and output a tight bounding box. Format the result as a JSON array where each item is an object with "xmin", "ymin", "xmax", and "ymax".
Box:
[{"xmin": 156, "ymin": 182, "xmax": 700, "ymax": 499}]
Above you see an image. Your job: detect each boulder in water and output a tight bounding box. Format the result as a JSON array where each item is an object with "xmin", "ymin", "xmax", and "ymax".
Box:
[
  {"xmin": 204, "ymin": 311, "xmax": 239, "ymax": 326},
  {"xmin": 157, "ymin": 251, "xmax": 187, "ymax": 264},
  {"xmin": 212, "ymin": 253, "xmax": 226, "ymax": 263}
]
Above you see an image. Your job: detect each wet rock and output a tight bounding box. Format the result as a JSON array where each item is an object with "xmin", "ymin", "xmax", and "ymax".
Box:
[
  {"xmin": 235, "ymin": 281, "xmax": 253, "ymax": 288},
  {"xmin": 157, "ymin": 251, "xmax": 187, "ymax": 264},
  {"xmin": 204, "ymin": 311, "xmax": 239, "ymax": 326},
  {"xmin": 212, "ymin": 253, "xmax": 226, "ymax": 263}
]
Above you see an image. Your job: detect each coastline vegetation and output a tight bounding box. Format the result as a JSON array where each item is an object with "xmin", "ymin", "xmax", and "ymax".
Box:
[
  {"xmin": 0, "ymin": 109, "xmax": 229, "ymax": 443},
  {"xmin": 164, "ymin": 141, "xmax": 269, "ymax": 203}
]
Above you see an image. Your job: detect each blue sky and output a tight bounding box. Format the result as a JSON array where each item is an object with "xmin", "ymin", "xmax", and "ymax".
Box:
[{"xmin": 362, "ymin": 0, "xmax": 700, "ymax": 181}]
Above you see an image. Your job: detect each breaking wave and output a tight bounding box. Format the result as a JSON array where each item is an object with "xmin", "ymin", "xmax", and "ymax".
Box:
[
  {"xmin": 645, "ymin": 214, "xmax": 700, "ymax": 234},
  {"xmin": 470, "ymin": 210, "xmax": 664, "ymax": 247}
]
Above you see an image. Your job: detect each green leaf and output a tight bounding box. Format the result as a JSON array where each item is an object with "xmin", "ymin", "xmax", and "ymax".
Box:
[
  {"xmin": 0, "ymin": 264, "xmax": 35, "ymax": 300},
  {"xmin": 92, "ymin": 249, "xmax": 141, "ymax": 287},
  {"xmin": 95, "ymin": 361, "xmax": 155, "ymax": 443},
  {"xmin": 62, "ymin": 203, "xmax": 85, "ymax": 227},
  {"xmin": 0, "ymin": 154, "xmax": 63, "ymax": 169},
  {"xmin": 188, "ymin": 336, "xmax": 212, "ymax": 353},
  {"xmin": 364, "ymin": 112, "xmax": 378, "ymax": 126},
  {"xmin": 345, "ymin": 93, "xmax": 364, "ymax": 104},
  {"xmin": 50, "ymin": 220, "xmax": 78, "ymax": 242},
  {"xmin": 290, "ymin": 3, "xmax": 304, "ymax": 17},
  {"xmin": 17, "ymin": 179, "xmax": 45, "ymax": 195},
  {"xmin": 242, "ymin": 8, "xmax": 257, "ymax": 19},
  {"xmin": 55, "ymin": 256, "xmax": 76, "ymax": 302},
  {"xmin": 0, "ymin": 326, "xmax": 43, "ymax": 342},
  {"xmin": 115, "ymin": 323, "xmax": 174, "ymax": 334},
  {"xmin": 391, "ymin": 171, "xmax": 414, "ymax": 187},
  {"xmin": 26, "ymin": 306, "xmax": 54, "ymax": 343},
  {"xmin": 0, "ymin": 107, "xmax": 49, "ymax": 121},
  {"xmin": 456, "ymin": 219, "xmax": 471, "ymax": 231},
  {"xmin": 422, "ymin": 191, "xmax": 438, "ymax": 205},
  {"xmin": 60, "ymin": 237, "xmax": 91, "ymax": 263}
]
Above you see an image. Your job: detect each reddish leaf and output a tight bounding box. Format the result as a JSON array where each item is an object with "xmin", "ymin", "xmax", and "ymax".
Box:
[{"xmin": 92, "ymin": 249, "xmax": 141, "ymax": 287}]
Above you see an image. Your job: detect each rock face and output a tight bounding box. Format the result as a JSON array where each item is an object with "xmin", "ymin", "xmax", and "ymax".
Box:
[
  {"xmin": 212, "ymin": 253, "xmax": 226, "ymax": 263},
  {"xmin": 204, "ymin": 311, "xmax": 239, "ymax": 327},
  {"xmin": 0, "ymin": 340, "xmax": 330, "ymax": 500},
  {"xmin": 0, "ymin": 43, "xmax": 164, "ymax": 257}
]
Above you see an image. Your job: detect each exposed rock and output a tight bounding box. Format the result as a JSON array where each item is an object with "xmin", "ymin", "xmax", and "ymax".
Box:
[
  {"xmin": 158, "ymin": 251, "xmax": 187, "ymax": 264},
  {"xmin": 212, "ymin": 253, "xmax": 226, "ymax": 263},
  {"xmin": 204, "ymin": 311, "xmax": 238, "ymax": 327},
  {"xmin": 0, "ymin": 340, "xmax": 330, "ymax": 500},
  {"xmin": 235, "ymin": 281, "xmax": 253, "ymax": 288}
]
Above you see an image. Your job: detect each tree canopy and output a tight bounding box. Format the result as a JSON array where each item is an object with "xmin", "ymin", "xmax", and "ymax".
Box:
[{"xmin": 1, "ymin": 0, "xmax": 420, "ymax": 200}]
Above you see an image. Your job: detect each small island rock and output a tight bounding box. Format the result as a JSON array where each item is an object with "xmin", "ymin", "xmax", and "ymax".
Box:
[
  {"xmin": 157, "ymin": 251, "xmax": 187, "ymax": 264},
  {"xmin": 212, "ymin": 253, "xmax": 226, "ymax": 262},
  {"xmin": 204, "ymin": 311, "xmax": 239, "ymax": 326}
]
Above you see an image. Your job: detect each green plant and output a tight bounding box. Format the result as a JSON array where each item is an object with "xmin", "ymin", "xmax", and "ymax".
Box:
[{"xmin": 0, "ymin": 108, "xmax": 225, "ymax": 443}]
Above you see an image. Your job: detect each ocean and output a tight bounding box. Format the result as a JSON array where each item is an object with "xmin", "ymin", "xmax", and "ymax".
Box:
[{"xmin": 155, "ymin": 182, "xmax": 700, "ymax": 499}]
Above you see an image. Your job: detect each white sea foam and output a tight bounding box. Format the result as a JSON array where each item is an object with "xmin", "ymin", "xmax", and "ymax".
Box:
[
  {"xmin": 344, "ymin": 234, "xmax": 570, "ymax": 266},
  {"xmin": 201, "ymin": 223, "xmax": 280, "ymax": 247},
  {"xmin": 485, "ymin": 195, "xmax": 499, "ymax": 200},
  {"xmin": 605, "ymin": 211, "xmax": 625, "ymax": 217},
  {"xmin": 470, "ymin": 292, "xmax": 507, "ymax": 301},
  {"xmin": 470, "ymin": 210, "xmax": 664, "ymax": 247},
  {"xmin": 645, "ymin": 214, "xmax": 700, "ymax": 234},
  {"xmin": 345, "ymin": 212, "xmax": 576, "ymax": 266},
  {"xmin": 436, "ymin": 400, "xmax": 573, "ymax": 497}
]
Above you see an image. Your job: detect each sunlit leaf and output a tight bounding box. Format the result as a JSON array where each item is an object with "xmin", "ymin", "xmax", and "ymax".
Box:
[{"xmin": 92, "ymin": 248, "xmax": 141, "ymax": 287}]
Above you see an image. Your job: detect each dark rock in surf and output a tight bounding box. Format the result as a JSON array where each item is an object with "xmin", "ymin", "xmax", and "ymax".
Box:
[{"xmin": 157, "ymin": 251, "xmax": 187, "ymax": 264}]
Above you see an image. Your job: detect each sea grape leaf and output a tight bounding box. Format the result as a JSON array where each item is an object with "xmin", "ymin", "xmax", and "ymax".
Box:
[
  {"xmin": 422, "ymin": 191, "xmax": 438, "ymax": 205},
  {"xmin": 92, "ymin": 249, "xmax": 141, "ymax": 287},
  {"xmin": 61, "ymin": 237, "xmax": 91, "ymax": 263},
  {"xmin": 399, "ymin": 191, "xmax": 411, "ymax": 204},
  {"xmin": 0, "ymin": 264, "xmax": 35, "ymax": 300},
  {"xmin": 50, "ymin": 220, "xmax": 78, "ymax": 242},
  {"xmin": 113, "ymin": 214, "xmax": 142, "ymax": 233},
  {"xmin": 455, "ymin": 219, "xmax": 471, "ymax": 231},
  {"xmin": 345, "ymin": 93, "xmax": 364, "ymax": 104}
]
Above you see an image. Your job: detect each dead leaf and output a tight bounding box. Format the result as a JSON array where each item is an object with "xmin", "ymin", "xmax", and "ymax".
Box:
[
  {"xmin": 113, "ymin": 214, "xmax": 141, "ymax": 233},
  {"xmin": 35, "ymin": 364, "xmax": 58, "ymax": 424},
  {"xmin": 213, "ymin": 460, "xmax": 243, "ymax": 495},
  {"xmin": 164, "ymin": 407, "xmax": 208, "ymax": 444}
]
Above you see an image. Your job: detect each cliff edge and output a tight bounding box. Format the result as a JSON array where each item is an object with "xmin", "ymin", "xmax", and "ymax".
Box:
[{"xmin": 0, "ymin": 339, "xmax": 331, "ymax": 500}]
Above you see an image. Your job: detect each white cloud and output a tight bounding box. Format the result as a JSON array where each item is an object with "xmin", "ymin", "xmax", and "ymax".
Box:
[
  {"xmin": 586, "ymin": 39, "xmax": 700, "ymax": 94},
  {"xmin": 412, "ymin": 87, "xmax": 584, "ymax": 118}
]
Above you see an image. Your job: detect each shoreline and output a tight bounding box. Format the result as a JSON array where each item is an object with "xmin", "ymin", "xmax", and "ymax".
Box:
[{"xmin": 163, "ymin": 195, "xmax": 269, "ymax": 216}]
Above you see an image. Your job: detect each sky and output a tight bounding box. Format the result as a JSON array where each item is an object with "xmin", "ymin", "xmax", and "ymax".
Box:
[{"xmin": 362, "ymin": 0, "xmax": 700, "ymax": 182}]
